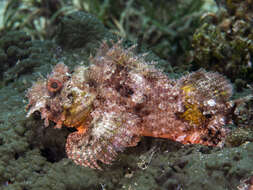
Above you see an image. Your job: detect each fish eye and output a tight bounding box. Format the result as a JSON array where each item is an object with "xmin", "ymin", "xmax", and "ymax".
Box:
[
  {"xmin": 51, "ymin": 81, "xmax": 58, "ymax": 89},
  {"xmin": 47, "ymin": 78, "xmax": 62, "ymax": 93}
]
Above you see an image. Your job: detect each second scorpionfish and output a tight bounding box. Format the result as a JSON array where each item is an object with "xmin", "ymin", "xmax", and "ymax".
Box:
[{"xmin": 26, "ymin": 41, "xmax": 233, "ymax": 169}]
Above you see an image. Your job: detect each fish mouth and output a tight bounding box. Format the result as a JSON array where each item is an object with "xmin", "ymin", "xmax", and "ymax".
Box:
[{"xmin": 62, "ymin": 91, "xmax": 96, "ymax": 129}]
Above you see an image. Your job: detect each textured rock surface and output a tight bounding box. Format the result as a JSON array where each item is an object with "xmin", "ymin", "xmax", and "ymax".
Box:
[
  {"xmin": 0, "ymin": 11, "xmax": 253, "ymax": 190},
  {"xmin": 191, "ymin": 0, "xmax": 253, "ymax": 84}
]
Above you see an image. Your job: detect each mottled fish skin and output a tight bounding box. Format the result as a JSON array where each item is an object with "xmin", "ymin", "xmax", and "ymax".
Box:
[
  {"xmin": 66, "ymin": 112, "xmax": 140, "ymax": 169},
  {"xmin": 26, "ymin": 41, "xmax": 233, "ymax": 169}
]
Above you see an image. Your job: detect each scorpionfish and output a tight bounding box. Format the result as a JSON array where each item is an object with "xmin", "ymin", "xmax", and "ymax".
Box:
[{"xmin": 26, "ymin": 41, "xmax": 233, "ymax": 169}]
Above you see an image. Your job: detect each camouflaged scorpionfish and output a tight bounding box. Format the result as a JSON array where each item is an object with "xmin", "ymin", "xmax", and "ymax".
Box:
[{"xmin": 26, "ymin": 41, "xmax": 233, "ymax": 169}]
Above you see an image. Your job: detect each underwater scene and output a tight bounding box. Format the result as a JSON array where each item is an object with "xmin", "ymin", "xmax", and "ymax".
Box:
[{"xmin": 0, "ymin": 0, "xmax": 253, "ymax": 189}]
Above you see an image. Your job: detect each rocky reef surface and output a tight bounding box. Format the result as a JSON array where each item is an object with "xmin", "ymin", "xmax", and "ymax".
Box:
[{"xmin": 0, "ymin": 10, "xmax": 253, "ymax": 190}]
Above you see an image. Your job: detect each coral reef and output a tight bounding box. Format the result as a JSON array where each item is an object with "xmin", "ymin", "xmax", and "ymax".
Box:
[
  {"xmin": 0, "ymin": 31, "xmax": 31, "ymax": 78},
  {"xmin": 0, "ymin": 11, "xmax": 115, "ymax": 87},
  {"xmin": 3, "ymin": 0, "xmax": 204, "ymax": 61},
  {"xmin": 0, "ymin": 30, "xmax": 60, "ymax": 87},
  {"xmin": 0, "ymin": 7, "xmax": 253, "ymax": 190},
  {"xmin": 26, "ymin": 41, "xmax": 233, "ymax": 169},
  {"xmin": 191, "ymin": 0, "xmax": 253, "ymax": 83}
]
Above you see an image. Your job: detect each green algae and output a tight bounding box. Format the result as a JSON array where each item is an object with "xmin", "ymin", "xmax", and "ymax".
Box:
[{"xmin": 56, "ymin": 11, "xmax": 114, "ymax": 50}]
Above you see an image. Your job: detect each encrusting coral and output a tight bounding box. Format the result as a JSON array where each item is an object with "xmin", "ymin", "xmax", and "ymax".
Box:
[
  {"xmin": 26, "ymin": 41, "xmax": 233, "ymax": 170},
  {"xmin": 191, "ymin": 0, "xmax": 253, "ymax": 83}
]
